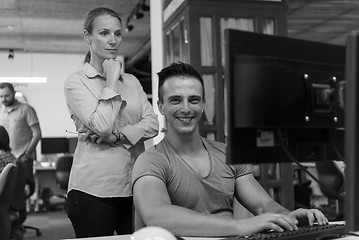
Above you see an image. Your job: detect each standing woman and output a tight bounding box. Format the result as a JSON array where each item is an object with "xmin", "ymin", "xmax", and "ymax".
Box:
[{"xmin": 63, "ymin": 7, "xmax": 159, "ymax": 238}]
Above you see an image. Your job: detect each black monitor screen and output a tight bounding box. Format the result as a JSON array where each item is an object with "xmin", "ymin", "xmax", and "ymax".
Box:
[
  {"xmin": 41, "ymin": 137, "xmax": 69, "ymax": 154},
  {"xmin": 225, "ymin": 30, "xmax": 345, "ymax": 164}
]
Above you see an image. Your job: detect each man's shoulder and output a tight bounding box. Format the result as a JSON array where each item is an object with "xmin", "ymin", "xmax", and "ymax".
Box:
[
  {"xmin": 137, "ymin": 141, "xmax": 167, "ymax": 161},
  {"xmin": 202, "ymin": 138, "xmax": 226, "ymax": 151},
  {"xmin": 16, "ymin": 101, "xmax": 35, "ymax": 111},
  {"xmin": 134, "ymin": 142, "xmax": 171, "ymax": 177},
  {"xmin": 138, "ymin": 145, "xmax": 159, "ymax": 157}
]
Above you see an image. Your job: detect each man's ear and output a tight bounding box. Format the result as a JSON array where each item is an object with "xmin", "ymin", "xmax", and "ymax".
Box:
[{"xmin": 157, "ymin": 100, "xmax": 164, "ymax": 115}]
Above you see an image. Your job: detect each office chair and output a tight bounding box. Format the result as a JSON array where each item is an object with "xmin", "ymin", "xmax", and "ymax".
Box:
[
  {"xmin": 9, "ymin": 159, "xmax": 27, "ymax": 239},
  {"xmin": 0, "ymin": 163, "xmax": 17, "ymax": 240},
  {"xmin": 315, "ymin": 160, "xmax": 345, "ymax": 220},
  {"xmin": 55, "ymin": 155, "xmax": 73, "ymax": 210},
  {"xmin": 22, "ymin": 159, "xmax": 41, "ymax": 237},
  {"xmin": 10, "ymin": 160, "xmax": 26, "ymax": 213}
]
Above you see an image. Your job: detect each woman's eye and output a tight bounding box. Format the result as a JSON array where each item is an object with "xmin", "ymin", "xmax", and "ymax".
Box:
[{"xmin": 100, "ymin": 32, "xmax": 108, "ymax": 36}]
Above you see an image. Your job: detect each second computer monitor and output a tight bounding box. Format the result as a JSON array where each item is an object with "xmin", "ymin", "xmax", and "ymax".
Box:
[{"xmin": 225, "ymin": 29, "xmax": 345, "ymax": 165}]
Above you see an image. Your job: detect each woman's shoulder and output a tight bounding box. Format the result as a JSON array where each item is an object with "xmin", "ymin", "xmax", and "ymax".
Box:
[
  {"xmin": 64, "ymin": 63, "xmax": 88, "ymax": 85},
  {"xmin": 64, "ymin": 70, "xmax": 83, "ymax": 86},
  {"xmin": 121, "ymin": 73, "xmax": 141, "ymax": 85}
]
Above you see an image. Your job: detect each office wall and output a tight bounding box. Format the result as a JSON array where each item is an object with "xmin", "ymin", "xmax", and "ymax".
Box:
[{"xmin": 0, "ymin": 51, "xmax": 84, "ymax": 158}]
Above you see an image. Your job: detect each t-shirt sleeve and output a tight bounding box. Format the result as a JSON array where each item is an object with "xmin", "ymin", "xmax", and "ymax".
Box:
[
  {"xmin": 232, "ymin": 163, "xmax": 252, "ymax": 179},
  {"xmin": 132, "ymin": 148, "xmax": 169, "ymax": 191},
  {"xmin": 25, "ymin": 104, "xmax": 40, "ymax": 127}
]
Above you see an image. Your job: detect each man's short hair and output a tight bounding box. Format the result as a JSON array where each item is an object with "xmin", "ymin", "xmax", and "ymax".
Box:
[
  {"xmin": 157, "ymin": 62, "xmax": 205, "ymax": 103},
  {"xmin": 0, "ymin": 82, "xmax": 15, "ymax": 93}
]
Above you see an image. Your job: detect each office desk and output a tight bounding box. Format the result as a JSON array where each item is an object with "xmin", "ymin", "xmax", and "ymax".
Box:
[
  {"xmin": 63, "ymin": 234, "xmax": 359, "ymax": 240},
  {"xmin": 63, "ymin": 235, "xmax": 131, "ymax": 240},
  {"xmin": 63, "ymin": 235, "xmax": 222, "ymax": 240},
  {"xmin": 33, "ymin": 162, "xmax": 66, "ymax": 212},
  {"xmin": 63, "ymin": 222, "xmax": 356, "ymax": 240}
]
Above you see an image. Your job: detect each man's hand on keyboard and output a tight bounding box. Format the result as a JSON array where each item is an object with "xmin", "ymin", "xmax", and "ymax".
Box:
[
  {"xmin": 288, "ymin": 208, "xmax": 329, "ymax": 227},
  {"xmin": 235, "ymin": 212, "xmax": 299, "ymax": 235}
]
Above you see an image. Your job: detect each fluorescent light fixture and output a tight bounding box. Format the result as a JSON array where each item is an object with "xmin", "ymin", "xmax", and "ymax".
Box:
[{"xmin": 0, "ymin": 77, "xmax": 47, "ymax": 83}]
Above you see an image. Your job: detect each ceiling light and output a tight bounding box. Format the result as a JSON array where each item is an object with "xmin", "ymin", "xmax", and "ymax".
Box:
[
  {"xmin": 0, "ymin": 77, "xmax": 47, "ymax": 83},
  {"xmin": 0, "ymin": 24, "xmax": 15, "ymax": 31},
  {"xmin": 141, "ymin": 0, "xmax": 150, "ymax": 12},
  {"xmin": 7, "ymin": 25, "xmax": 15, "ymax": 31},
  {"xmin": 125, "ymin": 25, "xmax": 134, "ymax": 32},
  {"xmin": 8, "ymin": 49, "xmax": 14, "ymax": 60},
  {"xmin": 134, "ymin": 11, "xmax": 144, "ymax": 20}
]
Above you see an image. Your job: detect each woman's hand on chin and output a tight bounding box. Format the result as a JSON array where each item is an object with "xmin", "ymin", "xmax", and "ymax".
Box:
[{"xmin": 103, "ymin": 58, "xmax": 122, "ymax": 84}]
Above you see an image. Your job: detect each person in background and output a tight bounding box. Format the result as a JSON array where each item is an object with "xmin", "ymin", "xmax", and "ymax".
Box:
[
  {"xmin": 0, "ymin": 82, "xmax": 40, "ymax": 239},
  {"xmin": 0, "ymin": 82, "xmax": 42, "ymax": 163},
  {"xmin": 63, "ymin": 7, "xmax": 159, "ymax": 238},
  {"xmin": 0, "ymin": 125, "xmax": 17, "ymax": 172},
  {"xmin": 0, "ymin": 125, "xmax": 18, "ymax": 240},
  {"xmin": 132, "ymin": 62, "xmax": 328, "ymax": 237}
]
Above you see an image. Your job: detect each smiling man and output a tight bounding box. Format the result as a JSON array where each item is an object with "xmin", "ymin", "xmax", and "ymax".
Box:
[{"xmin": 132, "ymin": 62, "xmax": 328, "ymax": 237}]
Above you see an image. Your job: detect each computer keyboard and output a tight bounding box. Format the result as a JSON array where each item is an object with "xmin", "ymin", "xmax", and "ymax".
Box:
[{"xmin": 225, "ymin": 223, "xmax": 346, "ymax": 240}]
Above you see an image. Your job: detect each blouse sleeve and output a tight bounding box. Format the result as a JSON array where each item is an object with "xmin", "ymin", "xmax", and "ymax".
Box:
[
  {"xmin": 64, "ymin": 72, "xmax": 122, "ymax": 136},
  {"xmin": 120, "ymin": 76, "xmax": 159, "ymax": 147}
]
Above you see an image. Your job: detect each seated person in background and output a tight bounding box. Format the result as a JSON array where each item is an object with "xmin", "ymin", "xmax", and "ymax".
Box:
[
  {"xmin": 0, "ymin": 125, "xmax": 35, "ymax": 240},
  {"xmin": 132, "ymin": 62, "xmax": 328, "ymax": 237},
  {"xmin": 0, "ymin": 125, "xmax": 17, "ymax": 171}
]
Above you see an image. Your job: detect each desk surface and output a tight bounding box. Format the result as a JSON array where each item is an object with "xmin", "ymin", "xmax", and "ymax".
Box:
[
  {"xmin": 63, "ymin": 235, "xmax": 359, "ymax": 240},
  {"xmin": 63, "ymin": 236, "xmax": 131, "ymax": 240},
  {"xmin": 34, "ymin": 161, "xmax": 56, "ymax": 171},
  {"xmin": 63, "ymin": 222, "xmax": 357, "ymax": 240},
  {"xmin": 62, "ymin": 236, "xmax": 223, "ymax": 240}
]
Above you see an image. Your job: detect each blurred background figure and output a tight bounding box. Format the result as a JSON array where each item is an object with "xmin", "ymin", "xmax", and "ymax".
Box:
[
  {"xmin": 0, "ymin": 125, "xmax": 16, "ymax": 172},
  {"xmin": 0, "ymin": 82, "xmax": 41, "ymax": 240},
  {"xmin": 0, "ymin": 82, "xmax": 42, "ymax": 161}
]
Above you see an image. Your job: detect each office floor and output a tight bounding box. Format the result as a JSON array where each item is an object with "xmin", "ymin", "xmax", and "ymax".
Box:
[{"xmin": 23, "ymin": 210, "xmax": 75, "ymax": 240}]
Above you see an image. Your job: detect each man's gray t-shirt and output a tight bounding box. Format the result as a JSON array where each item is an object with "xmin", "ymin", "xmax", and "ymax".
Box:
[{"xmin": 132, "ymin": 137, "xmax": 252, "ymax": 218}]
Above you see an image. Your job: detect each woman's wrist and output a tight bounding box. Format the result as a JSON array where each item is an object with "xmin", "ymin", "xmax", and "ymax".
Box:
[{"xmin": 112, "ymin": 129, "xmax": 121, "ymax": 144}]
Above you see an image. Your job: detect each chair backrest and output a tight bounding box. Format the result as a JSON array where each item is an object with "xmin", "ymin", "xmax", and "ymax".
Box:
[
  {"xmin": 0, "ymin": 163, "xmax": 18, "ymax": 240},
  {"xmin": 55, "ymin": 155, "xmax": 73, "ymax": 190},
  {"xmin": 0, "ymin": 163, "xmax": 18, "ymax": 205},
  {"xmin": 10, "ymin": 160, "xmax": 27, "ymax": 211},
  {"xmin": 315, "ymin": 160, "xmax": 345, "ymax": 200}
]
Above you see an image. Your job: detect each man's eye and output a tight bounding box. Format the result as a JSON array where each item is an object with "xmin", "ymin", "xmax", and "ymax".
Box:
[
  {"xmin": 190, "ymin": 98, "xmax": 201, "ymax": 104},
  {"xmin": 100, "ymin": 32, "xmax": 108, "ymax": 36},
  {"xmin": 170, "ymin": 98, "xmax": 181, "ymax": 104}
]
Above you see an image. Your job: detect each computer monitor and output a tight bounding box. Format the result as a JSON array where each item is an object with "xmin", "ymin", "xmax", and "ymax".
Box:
[
  {"xmin": 224, "ymin": 29, "xmax": 345, "ymax": 165},
  {"xmin": 41, "ymin": 137, "xmax": 69, "ymax": 154},
  {"xmin": 344, "ymin": 30, "xmax": 359, "ymax": 232}
]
